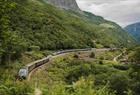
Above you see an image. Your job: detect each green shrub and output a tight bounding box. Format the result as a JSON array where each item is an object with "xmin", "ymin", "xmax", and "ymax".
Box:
[
  {"xmin": 43, "ymin": 76, "xmax": 115, "ymax": 95},
  {"xmin": 90, "ymin": 52, "xmax": 95, "ymax": 58},
  {"xmin": 113, "ymin": 64, "xmax": 129, "ymax": 70},
  {"xmin": 109, "ymin": 73, "xmax": 130, "ymax": 95},
  {"xmin": 28, "ymin": 46, "xmax": 40, "ymax": 51},
  {"xmin": 73, "ymin": 53, "xmax": 79, "ymax": 59},
  {"xmin": 0, "ymin": 81, "xmax": 33, "ymax": 95},
  {"xmin": 99, "ymin": 60, "xmax": 103, "ymax": 65}
]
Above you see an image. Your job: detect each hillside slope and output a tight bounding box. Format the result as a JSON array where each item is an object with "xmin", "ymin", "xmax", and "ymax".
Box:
[
  {"xmin": 125, "ymin": 22, "xmax": 140, "ymax": 42},
  {"xmin": 13, "ymin": 0, "xmax": 135, "ymax": 48},
  {"xmin": 0, "ymin": 0, "xmax": 135, "ymax": 63}
]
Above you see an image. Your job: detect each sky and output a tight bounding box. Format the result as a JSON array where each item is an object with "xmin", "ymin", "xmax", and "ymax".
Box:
[{"xmin": 76, "ymin": 0, "xmax": 140, "ymax": 27}]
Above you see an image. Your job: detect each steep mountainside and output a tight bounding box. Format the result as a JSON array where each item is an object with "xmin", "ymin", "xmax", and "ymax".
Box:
[
  {"xmin": 0, "ymin": 0, "xmax": 135, "ymax": 63},
  {"xmin": 9, "ymin": 0, "xmax": 136, "ymax": 49},
  {"xmin": 45, "ymin": 0, "xmax": 80, "ymax": 11},
  {"xmin": 125, "ymin": 22, "xmax": 140, "ymax": 42}
]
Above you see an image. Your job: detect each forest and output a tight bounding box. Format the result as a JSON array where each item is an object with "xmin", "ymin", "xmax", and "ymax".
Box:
[
  {"xmin": 0, "ymin": 0, "xmax": 139, "ymax": 95},
  {"xmin": 0, "ymin": 0, "xmax": 135, "ymax": 64}
]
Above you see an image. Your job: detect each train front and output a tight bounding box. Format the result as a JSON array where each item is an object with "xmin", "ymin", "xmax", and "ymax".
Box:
[{"xmin": 18, "ymin": 66, "xmax": 28, "ymax": 79}]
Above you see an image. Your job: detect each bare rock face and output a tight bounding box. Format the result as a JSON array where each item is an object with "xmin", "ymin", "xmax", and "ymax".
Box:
[{"xmin": 46, "ymin": 0, "xmax": 80, "ymax": 11}]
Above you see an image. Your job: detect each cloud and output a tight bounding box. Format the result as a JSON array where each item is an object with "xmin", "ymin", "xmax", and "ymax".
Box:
[{"xmin": 76, "ymin": 0, "xmax": 140, "ymax": 27}]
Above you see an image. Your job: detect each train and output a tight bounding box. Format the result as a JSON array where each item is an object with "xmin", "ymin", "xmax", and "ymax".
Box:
[
  {"xmin": 52, "ymin": 48, "xmax": 92, "ymax": 56},
  {"xmin": 18, "ymin": 48, "xmax": 92, "ymax": 79},
  {"xmin": 18, "ymin": 55, "xmax": 52, "ymax": 79}
]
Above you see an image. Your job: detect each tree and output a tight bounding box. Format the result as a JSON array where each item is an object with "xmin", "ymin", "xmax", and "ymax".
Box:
[
  {"xmin": 109, "ymin": 73, "xmax": 129, "ymax": 95},
  {"xmin": 1, "ymin": 32, "xmax": 27, "ymax": 63},
  {"xmin": 0, "ymin": 0, "xmax": 27, "ymax": 64},
  {"xmin": 129, "ymin": 46, "xmax": 140, "ymax": 64},
  {"xmin": 90, "ymin": 52, "xmax": 95, "ymax": 58},
  {"xmin": 0, "ymin": 0, "xmax": 16, "ymax": 63}
]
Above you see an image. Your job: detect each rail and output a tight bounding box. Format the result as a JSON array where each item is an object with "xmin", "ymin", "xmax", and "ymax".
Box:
[
  {"xmin": 18, "ymin": 48, "xmax": 118, "ymax": 79},
  {"xmin": 18, "ymin": 48, "xmax": 94, "ymax": 79}
]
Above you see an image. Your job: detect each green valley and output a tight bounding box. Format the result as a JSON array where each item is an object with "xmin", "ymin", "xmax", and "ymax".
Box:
[
  {"xmin": 0, "ymin": 0, "xmax": 140, "ymax": 95},
  {"xmin": 0, "ymin": 0, "xmax": 135, "ymax": 64}
]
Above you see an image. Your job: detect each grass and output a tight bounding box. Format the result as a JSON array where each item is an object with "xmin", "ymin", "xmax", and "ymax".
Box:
[{"xmin": 29, "ymin": 50, "xmax": 134, "ymax": 95}]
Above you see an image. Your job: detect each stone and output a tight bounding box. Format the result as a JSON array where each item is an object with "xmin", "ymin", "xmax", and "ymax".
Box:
[{"xmin": 46, "ymin": 0, "xmax": 80, "ymax": 11}]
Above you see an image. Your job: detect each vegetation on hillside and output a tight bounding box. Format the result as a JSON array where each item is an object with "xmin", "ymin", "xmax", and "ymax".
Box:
[
  {"xmin": 0, "ymin": 0, "xmax": 139, "ymax": 95},
  {"xmin": 127, "ymin": 46, "xmax": 140, "ymax": 63},
  {"xmin": 32, "ymin": 52, "xmax": 140, "ymax": 95},
  {"xmin": 0, "ymin": 0, "xmax": 135, "ymax": 64},
  {"xmin": 0, "ymin": 47, "xmax": 140, "ymax": 95},
  {"xmin": 0, "ymin": 61, "xmax": 33, "ymax": 95}
]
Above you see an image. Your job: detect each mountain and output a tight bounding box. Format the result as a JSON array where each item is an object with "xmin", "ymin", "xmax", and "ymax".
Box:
[
  {"xmin": 0, "ymin": 1, "xmax": 139, "ymax": 95},
  {"xmin": 45, "ymin": 0, "xmax": 80, "ymax": 11},
  {"xmin": 9, "ymin": 0, "xmax": 136, "ymax": 49},
  {"xmin": 125, "ymin": 22, "xmax": 140, "ymax": 42},
  {"xmin": 0, "ymin": 0, "xmax": 136, "ymax": 63}
]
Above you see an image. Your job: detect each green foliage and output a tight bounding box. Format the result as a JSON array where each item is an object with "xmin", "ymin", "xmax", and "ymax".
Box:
[
  {"xmin": 0, "ymin": 81, "xmax": 33, "ymax": 95},
  {"xmin": 28, "ymin": 46, "xmax": 40, "ymax": 51},
  {"xmin": 109, "ymin": 72, "xmax": 130, "ymax": 95},
  {"xmin": 0, "ymin": 0, "xmax": 28, "ymax": 64},
  {"xmin": 129, "ymin": 65, "xmax": 140, "ymax": 95},
  {"xmin": 1, "ymin": 31, "xmax": 28, "ymax": 64},
  {"xmin": 0, "ymin": 0, "xmax": 138, "ymax": 94},
  {"xmin": 43, "ymin": 55, "xmax": 140, "ymax": 95},
  {"xmin": 0, "ymin": 60, "xmax": 34, "ymax": 95},
  {"xmin": 96, "ymin": 50, "xmax": 121, "ymax": 60},
  {"xmin": 90, "ymin": 52, "xmax": 95, "ymax": 58},
  {"xmin": 26, "ymin": 51, "xmax": 44, "ymax": 60},
  {"xmin": 0, "ymin": 0, "xmax": 136, "ymax": 64},
  {"xmin": 129, "ymin": 46, "xmax": 140, "ymax": 63},
  {"xmin": 43, "ymin": 76, "xmax": 115, "ymax": 95},
  {"xmin": 113, "ymin": 64, "xmax": 129, "ymax": 70}
]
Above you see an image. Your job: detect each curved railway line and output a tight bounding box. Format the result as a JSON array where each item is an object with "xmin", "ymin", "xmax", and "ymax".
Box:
[
  {"xmin": 18, "ymin": 48, "xmax": 92, "ymax": 79},
  {"xmin": 17, "ymin": 48, "xmax": 119, "ymax": 95},
  {"xmin": 18, "ymin": 48, "xmax": 119, "ymax": 80}
]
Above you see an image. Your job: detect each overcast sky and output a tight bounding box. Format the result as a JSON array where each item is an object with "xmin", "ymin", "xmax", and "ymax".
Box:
[{"xmin": 76, "ymin": 0, "xmax": 140, "ymax": 27}]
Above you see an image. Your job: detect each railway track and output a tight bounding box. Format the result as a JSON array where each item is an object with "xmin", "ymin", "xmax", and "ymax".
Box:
[
  {"xmin": 18, "ymin": 48, "xmax": 118, "ymax": 80},
  {"xmin": 18, "ymin": 48, "xmax": 92, "ymax": 79},
  {"xmin": 17, "ymin": 48, "xmax": 119, "ymax": 95}
]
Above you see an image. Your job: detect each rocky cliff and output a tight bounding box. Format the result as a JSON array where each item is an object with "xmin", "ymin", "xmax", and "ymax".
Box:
[{"xmin": 46, "ymin": 0, "xmax": 80, "ymax": 11}]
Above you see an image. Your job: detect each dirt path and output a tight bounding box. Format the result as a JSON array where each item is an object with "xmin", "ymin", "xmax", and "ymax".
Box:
[
  {"xmin": 113, "ymin": 50, "xmax": 126, "ymax": 62},
  {"xmin": 34, "ymin": 88, "xmax": 42, "ymax": 95},
  {"xmin": 27, "ymin": 65, "xmax": 45, "ymax": 95},
  {"xmin": 113, "ymin": 53, "xmax": 122, "ymax": 62}
]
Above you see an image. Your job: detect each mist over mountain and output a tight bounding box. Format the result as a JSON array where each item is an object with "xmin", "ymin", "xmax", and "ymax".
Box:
[{"xmin": 125, "ymin": 22, "xmax": 140, "ymax": 42}]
